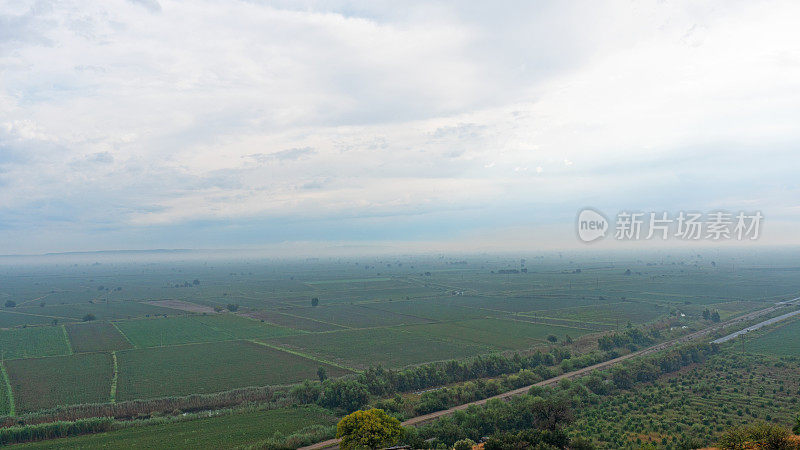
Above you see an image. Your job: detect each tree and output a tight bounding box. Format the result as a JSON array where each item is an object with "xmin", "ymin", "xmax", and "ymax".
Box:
[
  {"xmin": 454, "ymin": 438, "xmax": 476, "ymax": 450},
  {"xmin": 336, "ymin": 408, "xmax": 404, "ymax": 450},
  {"xmin": 311, "ymin": 297, "xmax": 320, "ymax": 307},
  {"xmin": 226, "ymin": 303, "xmax": 238, "ymax": 312},
  {"xmin": 711, "ymin": 310, "xmax": 721, "ymax": 322},
  {"xmin": 547, "ymin": 335, "xmax": 558, "ymax": 343},
  {"xmin": 793, "ymin": 413, "xmax": 800, "ymax": 435},
  {"xmin": 4, "ymin": 300, "xmax": 15, "ymax": 308},
  {"xmin": 82, "ymin": 313, "xmax": 96, "ymax": 322},
  {"xmin": 317, "ymin": 366, "xmax": 328, "ymax": 382},
  {"xmin": 702, "ymin": 309, "xmax": 710, "ymax": 320}
]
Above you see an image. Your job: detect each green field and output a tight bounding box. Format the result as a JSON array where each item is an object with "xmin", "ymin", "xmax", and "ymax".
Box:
[
  {"xmin": 245, "ymin": 310, "xmax": 345, "ymax": 332},
  {"xmin": 0, "ymin": 311, "xmax": 60, "ymax": 328},
  {"xmin": 744, "ymin": 318, "xmax": 800, "ymax": 356},
  {"xmin": 115, "ymin": 340, "xmax": 350, "ymax": 400},
  {"xmin": 0, "ymin": 326, "xmax": 71, "ymax": 360},
  {"xmin": 19, "ymin": 406, "xmax": 338, "ymax": 449},
  {"xmin": 271, "ymin": 327, "xmax": 492, "ymax": 369},
  {"xmin": 114, "ymin": 316, "xmax": 235, "ymax": 348},
  {"xmin": 0, "ymin": 363, "xmax": 12, "ymax": 415},
  {"xmin": 4, "ymin": 353, "xmax": 113, "ymax": 413},
  {"xmin": 65, "ymin": 322, "xmax": 132, "ymax": 353},
  {"xmin": 405, "ymin": 318, "xmax": 591, "ymax": 350},
  {"xmin": 280, "ymin": 304, "xmax": 433, "ymax": 328},
  {"xmin": 192, "ymin": 314, "xmax": 300, "ymax": 340},
  {"xmin": 527, "ymin": 301, "xmax": 669, "ymax": 326}
]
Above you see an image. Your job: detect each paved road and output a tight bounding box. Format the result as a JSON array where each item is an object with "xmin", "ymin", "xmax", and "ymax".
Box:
[
  {"xmin": 712, "ymin": 298, "xmax": 800, "ymax": 343},
  {"xmin": 299, "ymin": 300, "xmax": 798, "ymax": 450}
]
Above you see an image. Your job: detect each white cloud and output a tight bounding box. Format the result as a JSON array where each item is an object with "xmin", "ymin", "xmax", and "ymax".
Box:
[{"xmin": 1, "ymin": 0, "xmax": 800, "ymax": 252}]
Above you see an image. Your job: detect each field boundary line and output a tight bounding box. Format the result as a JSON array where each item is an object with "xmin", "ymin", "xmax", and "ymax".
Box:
[
  {"xmin": 249, "ymin": 339, "xmax": 358, "ymax": 373},
  {"xmin": 110, "ymin": 352, "xmax": 118, "ymax": 403},
  {"xmin": 0, "ymin": 362, "xmax": 15, "ymax": 416},
  {"xmin": 269, "ymin": 311, "xmax": 353, "ymax": 330},
  {"xmin": 110, "ymin": 321, "xmax": 137, "ymax": 349},
  {"xmin": 61, "ymin": 325, "xmax": 73, "ymax": 355}
]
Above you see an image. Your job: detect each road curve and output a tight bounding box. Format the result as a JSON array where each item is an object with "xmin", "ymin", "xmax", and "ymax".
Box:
[{"xmin": 299, "ymin": 301, "xmax": 797, "ymax": 450}]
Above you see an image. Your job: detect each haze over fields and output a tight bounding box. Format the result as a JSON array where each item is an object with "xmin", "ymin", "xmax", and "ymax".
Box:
[{"xmin": 3, "ymin": 0, "xmax": 800, "ymax": 255}]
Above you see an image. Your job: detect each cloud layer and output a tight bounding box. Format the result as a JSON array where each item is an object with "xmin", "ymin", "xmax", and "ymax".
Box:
[{"xmin": 2, "ymin": 0, "xmax": 800, "ymax": 253}]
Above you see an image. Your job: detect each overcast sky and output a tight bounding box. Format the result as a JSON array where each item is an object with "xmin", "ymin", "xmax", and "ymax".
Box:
[{"xmin": 1, "ymin": 0, "xmax": 799, "ymax": 254}]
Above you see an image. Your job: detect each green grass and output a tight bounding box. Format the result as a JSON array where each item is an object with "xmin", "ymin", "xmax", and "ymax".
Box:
[
  {"xmin": 4, "ymin": 353, "xmax": 114, "ymax": 413},
  {"xmin": 745, "ymin": 318, "xmax": 800, "ymax": 356},
  {"xmin": 271, "ymin": 327, "xmax": 492, "ymax": 369},
  {"xmin": 65, "ymin": 322, "xmax": 133, "ymax": 353},
  {"xmin": 305, "ymin": 277, "xmax": 393, "ymax": 285},
  {"xmin": 363, "ymin": 300, "xmax": 494, "ymax": 322},
  {"xmin": 19, "ymin": 406, "xmax": 338, "ymax": 449},
  {"xmin": 0, "ymin": 326, "xmax": 71, "ymax": 360},
  {"xmin": 115, "ymin": 340, "xmax": 350, "ymax": 401}
]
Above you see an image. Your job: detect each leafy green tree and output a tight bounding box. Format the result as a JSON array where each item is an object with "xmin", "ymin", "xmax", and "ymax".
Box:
[
  {"xmin": 547, "ymin": 335, "xmax": 558, "ymax": 343},
  {"xmin": 82, "ymin": 313, "xmax": 96, "ymax": 321},
  {"xmin": 793, "ymin": 413, "xmax": 800, "ymax": 435},
  {"xmin": 311, "ymin": 297, "xmax": 320, "ymax": 307},
  {"xmin": 453, "ymin": 438, "xmax": 476, "ymax": 450},
  {"xmin": 317, "ymin": 366, "xmax": 328, "ymax": 382},
  {"xmin": 4, "ymin": 300, "xmax": 15, "ymax": 308},
  {"xmin": 336, "ymin": 408, "xmax": 404, "ymax": 450}
]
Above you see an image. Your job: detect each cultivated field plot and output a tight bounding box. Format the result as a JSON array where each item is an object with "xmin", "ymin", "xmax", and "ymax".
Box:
[
  {"xmin": 115, "ymin": 340, "xmax": 349, "ymax": 400},
  {"xmin": 114, "ymin": 316, "xmax": 234, "ymax": 348},
  {"xmin": 18, "ymin": 301, "xmax": 176, "ymax": 323},
  {"xmin": 244, "ymin": 310, "xmax": 345, "ymax": 332},
  {"xmin": 363, "ymin": 299, "xmax": 495, "ymax": 322},
  {"xmin": 744, "ymin": 318, "xmax": 800, "ymax": 356},
  {"xmin": 0, "ymin": 311, "xmax": 58, "ymax": 328},
  {"xmin": 20, "ymin": 406, "xmax": 338, "ymax": 449},
  {"xmin": 192, "ymin": 313, "xmax": 300, "ymax": 340},
  {"xmin": 271, "ymin": 327, "xmax": 491, "ymax": 369},
  {"xmin": 280, "ymin": 304, "xmax": 434, "ymax": 328},
  {"xmin": 404, "ymin": 318, "xmax": 592, "ymax": 350},
  {"xmin": 65, "ymin": 322, "xmax": 132, "ymax": 353},
  {"xmin": 448, "ymin": 295, "xmax": 618, "ymax": 313},
  {"xmin": 0, "ymin": 326, "xmax": 70, "ymax": 360},
  {"xmin": 526, "ymin": 301, "xmax": 669, "ymax": 326},
  {"xmin": 0, "ymin": 366, "xmax": 11, "ymax": 415},
  {"xmin": 5, "ymin": 353, "xmax": 113, "ymax": 413}
]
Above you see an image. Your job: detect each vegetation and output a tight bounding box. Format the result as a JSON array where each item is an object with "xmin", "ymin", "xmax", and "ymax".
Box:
[{"xmin": 336, "ymin": 408, "xmax": 403, "ymax": 450}]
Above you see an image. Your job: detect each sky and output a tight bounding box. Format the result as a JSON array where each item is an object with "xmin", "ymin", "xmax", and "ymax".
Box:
[{"xmin": 1, "ymin": 0, "xmax": 800, "ymax": 255}]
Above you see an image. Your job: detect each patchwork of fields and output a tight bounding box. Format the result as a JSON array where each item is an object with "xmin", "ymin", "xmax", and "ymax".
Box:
[
  {"xmin": 0, "ymin": 253, "xmax": 797, "ymax": 415},
  {"xmin": 744, "ymin": 317, "xmax": 800, "ymax": 356}
]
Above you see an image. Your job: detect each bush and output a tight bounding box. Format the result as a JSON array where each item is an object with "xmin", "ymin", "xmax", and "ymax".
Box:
[
  {"xmin": 718, "ymin": 422, "xmax": 795, "ymax": 449},
  {"xmin": 0, "ymin": 418, "xmax": 113, "ymax": 445},
  {"xmin": 82, "ymin": 314, "xmax": 96, "ymax": 322},
  {"xmin": 4, "ymin": 300, "xmax": 15, "ymax": 308},
  {"xmin": 336, "ymin": 409, "xmax": 403, "ymax": 450},
  {"xmin": 454, "ymin": 438, "xmax": 476, "ymax": 450}
]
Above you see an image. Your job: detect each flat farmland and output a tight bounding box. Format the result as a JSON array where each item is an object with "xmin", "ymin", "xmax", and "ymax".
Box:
[
  {"xmin": 0, "ymin": 326, "xmax": 70, "ymax": 360},
  {"xmin": 0, "ymin": 364, "xmax": 11, "ymax": 415},
  {"xmin": 405, "ymin": 318, "xmax": 591, "ymax": 350},
  {"xmin": 526, "ymin": 301, "xmax": 669, "ymax": 326},
  {"xmin": 192, "ymin": 313, "xmax": 300, "ymax": 340},
  {"xmin": 271, "ymin": 328, "xmax": 491, "ymax": 369},
  {"xmin": 20, "ymin": 406, "xmax": 338, "ymax": 449},
  {"xmin": 744, "ymin": 318, "xmax": 800, "ymax": 356},
  {"xmin": 449, "ymin": 295, "xmax": 617, "ymax": 313},
  {"xmin": 114, "ymin": 316, "xmax": 234, "ymax": 348},
  {"xmin": 244, "ymin": 310, "xmax": 345, "ymax": 332},
  {"xmin": 280, "ymin": 304, "xmax": 433, "ymax": 328},
  {"xmin": 115, "ymin": 340, "xmax": 350, "ymax": 400},
  {"xmin": 5, "ymin": 353, "xmax": 113, "ymax": 413},
  {"xmin": 0, "ymin": 311, "xmax": 58, "ymax": 328},
  {"xmin": 18, "ymin": 301, "xmax": 176, "ymax": 322},
  {"xmin": 65, "ymin": 322, "xmax": 132, "ymax": 353},
  {"xmin": 363, "ymin": 299, "xmax": 494, "ymax": 322}
]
